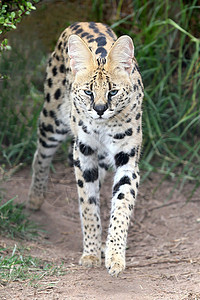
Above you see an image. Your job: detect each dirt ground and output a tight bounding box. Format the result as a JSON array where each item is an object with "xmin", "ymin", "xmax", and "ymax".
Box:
[{"xmin": 1, "ymin": 163, "xmax": 200, "ymax": 300}]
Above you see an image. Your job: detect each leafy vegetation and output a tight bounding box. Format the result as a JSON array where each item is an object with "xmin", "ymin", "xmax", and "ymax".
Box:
[{"xmin": 0, "ymin": 0, "xmax": 39, "ymax": 52}]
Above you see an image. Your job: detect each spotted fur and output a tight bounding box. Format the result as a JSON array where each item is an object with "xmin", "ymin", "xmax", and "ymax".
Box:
[{"xmin": 28, "ymin": 22, "xmax": 144, "ymax": 277}]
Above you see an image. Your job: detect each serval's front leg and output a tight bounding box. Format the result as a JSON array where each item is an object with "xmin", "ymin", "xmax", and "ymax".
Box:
[
  {"xmin": 105, "ymin": 147, "xmax": 140, "ymax": 276},
  {"xmin": 73, "ymin": 138, "xmax": 102, "ymax": 267}
]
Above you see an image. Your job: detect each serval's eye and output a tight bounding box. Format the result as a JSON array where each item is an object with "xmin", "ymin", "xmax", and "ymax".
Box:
[
  {"xmin": 108, "ymin": 90, "xmax": 118, "ymax": 97},
  {"xmin": 84, "ymin": 90, "xmax": 93, "ymax": 96}
]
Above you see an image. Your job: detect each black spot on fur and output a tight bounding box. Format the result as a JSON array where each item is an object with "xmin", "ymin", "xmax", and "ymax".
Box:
[
  {"xmin": 46, "ymin": 93, "xmax": 50, "ymax": 103},
  {"xmin": 42, "ymin": 122, "xmax": 54, "ymax": 133},
  {"xmin": 39, "ymin": 138, "xmax": 57, "ymax": 148},
  {"xmin": 113, "ymin": 133, "xmax": 125, "ymax": 140},
  {"xmin": 130, "ymin": 148, "xmax": 136, "ymax": 157},
  {"xmin": 81, "ymin": 32, "xmax": 89, "ymax": 38},
  {"xmin": 130, "ymin": 189, "xmax": 135, "ymax": 198},
  {"xmin": 115, "ymin": 152, "xmax": 129, "ymax": 167},
  {"xmin": 74, "ymin": 159, "xmax": 81, "ymax": 169},
  {"xmin": 52, "ymin": 66, "xmax": 57, "ymax": 76},
  {"xmin": 83, "ymin": 168, "xmax": 98, "ymax": 182},
  {"xmin": 58, "ymin": 41, "xmax": 62, "ymax": 50},
  {"xmin": 88, "ymin": 197, "xmax": 97, "ymax": 205},
  {"xmin": 78, "ymin": 120, "xmax": 83, "ymax": 126},
  {"xmin": 132, "ymin": 172, "xmax": 137, "ymax": 179},
  {"xmin": 54, "ymin": 88, "xmax": 61, "ymax": 100},
  {"xmin": 125, "ymin": 128, "xmax": 133, "ymax": 136},
  {"xmin": 49, "ymin": 110, "xmax": 56, "ymax": 119},
  {"xmin": 136, "ymin": 113, "xmax": 141, "ymax": 120},
  {"xmin": 75, "ymin": 28, "xmax": 83, "ymax": 35},
  {"xmin": 78, "ymin": 179, "xmax": 84, "ymax": 188},
  {"xmin": 113, "ymin": 176, "xmax": 131, "ymax": 196},
  {"xmin": 79, "ymin": 142, "xmax": 94, "ymax": 156},
  {"xmin": 47, "ymin": 78, "xmax": 52, "ymax": 88},
  {"xmin": 96, "ymin": 36, "xmax": 107, "ymax": 46},
  {"xmin": 95, "ymin": 47, "xmax": 107, "ymax": 58},
  {"xmin": 99, "ymin": 163, "xmax": 109, "ymax": 170},
  {"xmin": 43, "ymin": 108, "xmax": 48, "ymax": 117},
  {"xmin": 56, "ymin": 128, "xmax": 68, "ymax": 135},
  {"xmin": 117, "ymin": 193, "xmax": 125, "ymax": 200},
  {"xmin": 59, "ymin": 64, "xmax": 65, "ymax": 73}
]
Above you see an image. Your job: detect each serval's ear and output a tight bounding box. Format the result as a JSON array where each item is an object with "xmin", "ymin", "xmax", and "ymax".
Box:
[
  {"xmin": 107, "ymin": 35, "xmax": 134, "ymax": 74},
  {"xmin": 68, "ymin": 35, "xmax": 96, "ymax": 75}
]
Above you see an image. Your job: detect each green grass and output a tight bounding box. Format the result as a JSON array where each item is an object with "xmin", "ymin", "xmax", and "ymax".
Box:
[
  {"xmin": 0, "ymin": 0, "xmax": 199, "ymax": 196},
  {"xmin": 0, "ymin": 195, "xmax": 39, "ymax": 240},
  {"xmin": 0, "ymin": 244, "xmax": 66, "ymax": 286}
]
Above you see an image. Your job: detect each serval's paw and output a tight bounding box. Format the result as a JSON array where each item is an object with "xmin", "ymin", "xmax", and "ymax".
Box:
[
  {"xmin": 105, "ymin": 252, "xmax": 125, "ymax": 277},
  {"xmin": 27, "ymin": 192, "xmax": 44, "ymax": 211},
  {"xmin": 79, "ymin": 254, "xmax": 101, "ymax": 268}
]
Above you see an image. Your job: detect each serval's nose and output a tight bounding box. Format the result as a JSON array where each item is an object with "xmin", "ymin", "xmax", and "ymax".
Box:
[{"xmin": 93, "ymin": 103, "xmax": 108, "ymax": 116}]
